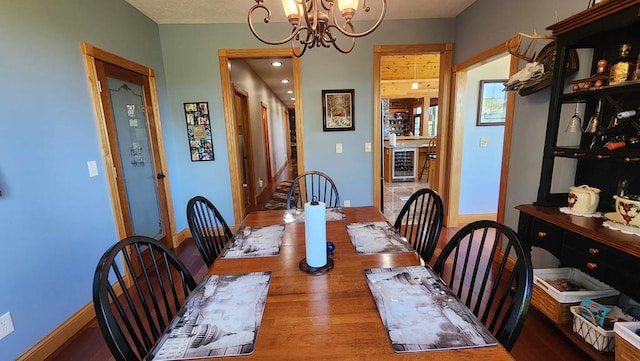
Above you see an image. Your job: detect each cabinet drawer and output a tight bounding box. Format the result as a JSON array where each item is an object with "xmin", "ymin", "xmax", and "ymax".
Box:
[
  {"xmin": 562, "ymin": 233, "xmax": 640, "ymax": 299},
  {"xmin": 528, "ymin": 218, "xmax": 563, "ymax": 256}
]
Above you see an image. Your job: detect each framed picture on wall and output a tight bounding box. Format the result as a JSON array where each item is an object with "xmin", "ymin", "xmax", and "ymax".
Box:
[
  {"xmin": 477, "ymin": 80, "xmax": 507, "ymax": 126},
  {"xmin": 184, "ymin": 102, "xmax": 214, "ymax": 161},
  {"xmin": 322, "ymin": 89, "xmax": 355, "ymax": 131}
]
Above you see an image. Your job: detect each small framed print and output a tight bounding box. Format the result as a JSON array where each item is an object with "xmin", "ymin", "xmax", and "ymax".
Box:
[
  {"xmin": 184, "ymin": 102, "xmax": 214, "ymax": 161},
  {"xmin": 322, "ymin": 89, "xmax": 355, "ymax": 131},
  {"xmin": 477, "ymin": 80, "xmax": 507, "ymax": 126}
]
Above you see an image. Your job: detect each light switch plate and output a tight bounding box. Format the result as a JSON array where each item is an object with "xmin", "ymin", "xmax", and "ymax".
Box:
[
  {"xmin": 336, "ymin": 143, "xmax": 343, "ymax": 153},
  {"xmin": 365, "ymin": 142, "xmax": 372, "ymax": 152},
  {"xmin": 0, "ymin": 312, "xmax": 15, "ymax": 340},
  {"xmin": 87, "ymin": 161, "xmax": 99, "ymax": 177}
]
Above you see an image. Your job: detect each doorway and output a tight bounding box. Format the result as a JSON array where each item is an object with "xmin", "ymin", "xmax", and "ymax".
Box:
[
  {"xmin": 373, "ymin": 44, "xmax": 453, "ymax": 222},
  {"xmin": 82, "ymin": 43, "xmax": 175, "ymax": 248},
  {"xmin": 449, "ymin": 39, "xmax": 519, "ymax": 226},
  {"xmin": 219, "ymin": 48, "xmax": 304, "ymax": 225}
]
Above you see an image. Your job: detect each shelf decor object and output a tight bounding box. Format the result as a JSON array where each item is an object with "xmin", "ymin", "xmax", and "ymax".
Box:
[
  {"xmin": 248, "ymin": 0, "xmax": 386, "ymax": 57},
  {"xmin": 322, "ymin": 89, "xmax": 355, "ymax": 131}
]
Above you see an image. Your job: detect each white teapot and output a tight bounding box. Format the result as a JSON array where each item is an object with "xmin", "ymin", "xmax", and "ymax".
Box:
[{"xmin": 568, "ymin": 185, "xmax": 600, "ymax": 214}]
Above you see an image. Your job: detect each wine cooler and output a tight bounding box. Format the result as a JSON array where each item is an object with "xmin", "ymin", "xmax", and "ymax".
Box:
[{"xmin": 391, "ymin": 148, "xmax": 417, "ymax": 182}]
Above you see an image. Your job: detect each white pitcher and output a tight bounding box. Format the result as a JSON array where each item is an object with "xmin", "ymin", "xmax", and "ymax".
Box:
[{"xmin": 568, "ymin": 185, "xmax": 600, "ymax": 214}]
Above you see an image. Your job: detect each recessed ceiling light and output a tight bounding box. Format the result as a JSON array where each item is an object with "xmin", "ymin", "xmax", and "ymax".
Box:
[
  {"xmin": 291, "ymin": 97, "xmax": 295, "ymax": 101},
  {"xmin": 281, "ymin": 79, "xmax": 289, "ymax": 83},
  {"xmin": 287, "ymin": 90, "xmax": 293, "ymax": 94},
  {"xmin": 271, "ymin": 61, "xmax": 282, "ymax": 67}
]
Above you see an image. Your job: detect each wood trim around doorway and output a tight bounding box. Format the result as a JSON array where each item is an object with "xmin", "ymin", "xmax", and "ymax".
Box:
[
  {"xmin": 373, "ymin": 44, "xmax": 453, "ymax": 216},
  {"xmin": 80, "ymin": 42, "xmax": 177, "ymax": 245},
  {"xmin": 449, "ymin": 38, "xmax": 519, "ymax": 226},
  {"xmin": 218, "ymin": 48, "xmax": 304, "ymax": 226}
]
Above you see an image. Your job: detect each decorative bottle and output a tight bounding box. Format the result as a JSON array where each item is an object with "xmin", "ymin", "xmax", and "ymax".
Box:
[
  {"xmin": 606, "ymin": 136, "xmax": 640, "ymax": 150},
  {"xmin": 609, "ymin": 43, "xmax": 636, "ymax": 85}
]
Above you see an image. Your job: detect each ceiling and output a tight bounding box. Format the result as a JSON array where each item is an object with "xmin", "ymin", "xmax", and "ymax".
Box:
[
  {"xmin": 125, "ymin": 0, "xmax": 476, "ymax": 24},
  {"xmin": 125, "ymin": 0, "xmax": 474, "ymax": 108}
]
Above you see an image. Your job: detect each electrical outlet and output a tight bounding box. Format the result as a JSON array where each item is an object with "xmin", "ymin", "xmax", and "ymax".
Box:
[
  {"xmin": 0, "ymin": 312, "xmax": 15, "ymax": 340},
  {"xmin": 343, "ymin": 200, "xmax": 350, "ymax": 207},
  {"xmin": 480, "ymin": 137, "xmax": 489, "ymax": 148}
]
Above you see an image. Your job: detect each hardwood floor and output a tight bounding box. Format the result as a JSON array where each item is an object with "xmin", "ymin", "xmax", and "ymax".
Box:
[{"xmin": 46, "ymin": 229, "xmax": 592, "ymax": 361}]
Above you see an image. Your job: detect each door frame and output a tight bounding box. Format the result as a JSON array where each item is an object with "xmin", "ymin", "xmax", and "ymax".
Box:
[
  {"xmin": 260, "ymin": 102, "xmax": 273, "ymax": 183},
  {"xmin": 373, "ymin": 44, "xmax": 453, "ymax": 217},
  {"xmin": 233, "ymin": 85, "xmax": 257, "ymax": 213},
  {"xmin": 449, "ymin": 38, "xmax": 519, "ymax": 226},
  {"xmin": 219, "ymin": 48, "xmax": 304, "ymax": 225},
  {"xmin": 81, "ymin": 43, "xmax": 177, "ymax": 247}
]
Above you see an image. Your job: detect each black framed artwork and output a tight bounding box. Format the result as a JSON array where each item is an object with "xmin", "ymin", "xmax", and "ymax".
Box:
[
  {"xmin": 322, "ymin": 89, "xmax": 355, "ymax": 131},
  {"xmin": 184, "ymin": 102, "xmax": 214, "ymax": 161}
]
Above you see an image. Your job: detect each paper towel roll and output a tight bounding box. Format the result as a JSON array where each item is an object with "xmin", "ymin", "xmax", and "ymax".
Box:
[
  {"xmin": 389, "ymin": 133, "xmax": 397, "ymax": 146},
  {"xmin": 304, "ymin": 201, "xmax": 327, "ymax": 268}
]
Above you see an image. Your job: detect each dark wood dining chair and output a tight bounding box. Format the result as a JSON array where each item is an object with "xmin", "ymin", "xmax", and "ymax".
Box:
[
  {"xmin": 93, "ymin": 235, "xmax": 197, "ymax": 361},
  {"xmin": 286, "ymin": 170, "xmax": 341, "ymax": 209},
  {"xmin": 186, "ymin": 195, "xmax": 234, "ymax": 268},
  {"xmin": 432, "ymin": 220, "xmax": 533, "ymax": 351},
  {"xmin": 393, "ymin": 187, "xmax": 444, "ymax": 264}
]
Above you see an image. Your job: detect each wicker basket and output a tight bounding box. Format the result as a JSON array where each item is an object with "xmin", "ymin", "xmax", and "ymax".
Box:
[
  {"xmin": 571, "ymin": 306, "xmax": 638, "ymax": 353},
  {"xmin": 614, "ymin": 322, "xmax": 640, "ymax": 361},
  {"xmin": 532, "ymin": 268, "xmax": 620, "ymax": 324},
  {"xmin": 571, "ymin": 305, "xmax": 616, "ymax": 352}
]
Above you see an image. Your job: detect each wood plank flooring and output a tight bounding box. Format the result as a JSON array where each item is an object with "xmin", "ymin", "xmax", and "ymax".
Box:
[{"xmin": 45, "ymin": 227, "xmax": 593, "ymax": 361}]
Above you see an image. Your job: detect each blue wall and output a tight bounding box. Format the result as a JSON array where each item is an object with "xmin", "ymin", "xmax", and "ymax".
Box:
[
  {"xmin": 0, "ymin": 1, "xmax": 169, "ymax": 359},
  {"xmin": 159, "ymin": 19, "xmax": 456, "ymax": 231},
  {"xmin": 459, "ymin": 55, "xmax": 509, "ymax": 215}
]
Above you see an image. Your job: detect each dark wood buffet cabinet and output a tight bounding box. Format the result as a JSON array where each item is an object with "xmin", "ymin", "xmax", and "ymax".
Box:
[{"xmin": 516, "ymin": 2, "xmax": 640, "ymax": 360}]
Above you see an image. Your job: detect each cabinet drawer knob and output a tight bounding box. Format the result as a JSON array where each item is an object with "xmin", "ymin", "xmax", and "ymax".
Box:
[
  {"xmin": 537, "ymin": 231, "xmax": 547, "ymax": 238},
  {"xmin": 587, "ymin": 262, "xmax": 598, "ymax": 270},
  {"xmin": 588, "ymin": 248, "xmax": 600, "ymax": 255}
]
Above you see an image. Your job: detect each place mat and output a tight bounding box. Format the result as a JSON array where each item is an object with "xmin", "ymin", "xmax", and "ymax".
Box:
[
  {"xmin": 221, "ymin": 224, "xmax": 284, "ymax": 258},
  {"xmin": 559, "ymin": 207, "xmax": 602, "ymax": 218},
  {"xmin": 345, "ymin": 222, "xmax": 413, "ymax": 254},
  {"xmin": 149, "ymin": 272, "xmax": 272, "ymax": 360},
  {"xmin": 282, "ymin": 207, "xmax": 346, "ymax": 223},
  {"xmin": 364, "ymin": 266, "xmax": 497, "ymax": 352}
]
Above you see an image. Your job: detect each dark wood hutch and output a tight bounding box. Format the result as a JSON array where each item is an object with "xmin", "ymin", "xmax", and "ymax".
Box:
[{"xmin": 516, "ymin": 2, "xmax": 640, "ymax": 360}]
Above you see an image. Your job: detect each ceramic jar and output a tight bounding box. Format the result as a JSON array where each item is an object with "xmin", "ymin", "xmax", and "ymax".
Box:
[{"xmin": 568, "ymin": 185, "xmax": 601, "ymax": 214}]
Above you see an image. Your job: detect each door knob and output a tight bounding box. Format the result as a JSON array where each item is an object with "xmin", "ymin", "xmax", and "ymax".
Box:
[{"xmin": 156, "ymin": 173, "xmax": 166, "ymax": 179}]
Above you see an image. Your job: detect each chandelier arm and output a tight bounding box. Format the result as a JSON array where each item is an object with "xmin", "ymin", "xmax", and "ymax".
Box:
[
  {"xmin": 331, "ymin": 0, "xmax": 387, "ymax": 38},
  {"xmin": 324, "ymin": 26, "xmax": 356, "ymax": 53},
  {"xmin": 248, "ymin": 3, "xmax": 301, "ymax": 45},
  {"xmin": 303, "ymin": 0, "xmax": 319, "ymax": 34}
]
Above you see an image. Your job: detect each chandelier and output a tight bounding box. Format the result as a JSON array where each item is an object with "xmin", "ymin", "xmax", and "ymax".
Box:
[{"xmin": 248, "ymin": 0, "xmax": 387, "ymax": 57}]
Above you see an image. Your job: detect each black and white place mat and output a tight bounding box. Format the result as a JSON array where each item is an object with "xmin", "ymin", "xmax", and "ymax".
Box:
[
  {"xmin": 221, "ymin": 224, "xmax": 285, "ymax": 258},
  {"xmin": 346, "ymin": 221, "xmax": 413, "ymax": 254},
  {"xmin": 149, "ymin": 272, "xmax": 272, "ymax": 360},
  {"xmin": 364, "ymin": 266, "xmax": 497, "ymax": 352}
]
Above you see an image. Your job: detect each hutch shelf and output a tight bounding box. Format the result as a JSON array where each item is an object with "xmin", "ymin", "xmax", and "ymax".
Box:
[{"xmin": 517, "ymin": 2, "xmax": 640, "ymax": 359}]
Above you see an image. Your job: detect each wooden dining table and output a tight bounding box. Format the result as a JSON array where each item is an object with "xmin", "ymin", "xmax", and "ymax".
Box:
[{"xmin": 193, "ymin": 206, "xmax": 514, "ymax": 361}]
